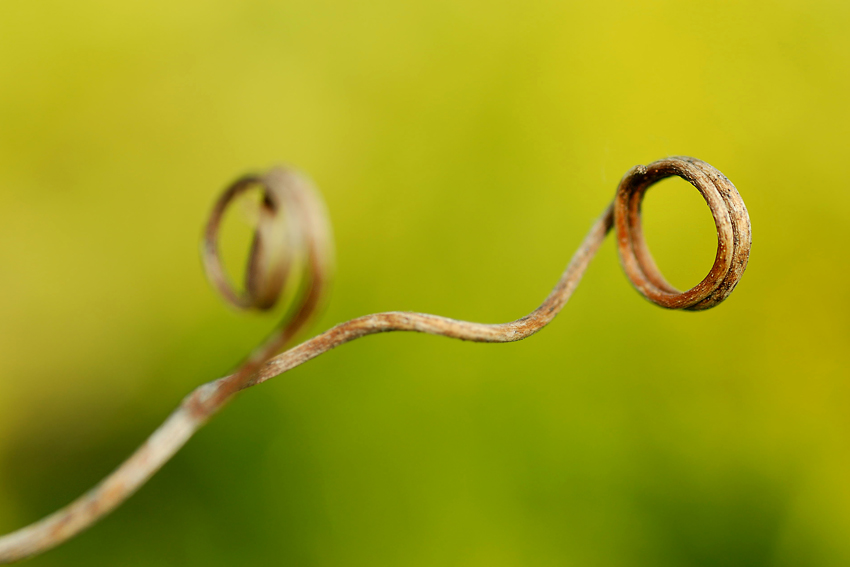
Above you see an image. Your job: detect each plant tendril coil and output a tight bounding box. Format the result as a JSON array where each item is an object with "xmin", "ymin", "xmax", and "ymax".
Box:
[
  {"xmin": 0, "ymin": 156, "xmax": 750, "ymax": 563},
  {"xmin": 615, "ymin": 156, "xmax": 751, "ymax": 310}
]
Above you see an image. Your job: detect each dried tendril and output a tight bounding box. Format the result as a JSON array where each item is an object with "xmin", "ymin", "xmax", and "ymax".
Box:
[{"xmin": 0, "ymin": 156, "xmax": 751, "ymax": 563}]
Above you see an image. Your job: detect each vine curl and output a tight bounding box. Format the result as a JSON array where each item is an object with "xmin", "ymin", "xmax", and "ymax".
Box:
[
  {"xmin": 0, "ymin": 156, "xmax": 750, "ymax": 563},
  {"xmin": 615, "ymin": 156, "xmax": 751, "ymax": 310}
]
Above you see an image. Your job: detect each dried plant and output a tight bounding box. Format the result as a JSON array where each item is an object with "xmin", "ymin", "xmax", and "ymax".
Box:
[{"xmin": 0, "ymin": 156, "xmax": 751, "ymax": 563}]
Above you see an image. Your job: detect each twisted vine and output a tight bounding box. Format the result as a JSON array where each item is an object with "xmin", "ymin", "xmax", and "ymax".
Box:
[{"xmin": 0, "ymin": 156, "xmax": 751, "ymax": 563}]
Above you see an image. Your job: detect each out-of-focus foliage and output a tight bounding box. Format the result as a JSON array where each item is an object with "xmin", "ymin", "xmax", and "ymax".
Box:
[{"xmin": 1, "ymin": 1, "xmax": 848, "ymax": 565}]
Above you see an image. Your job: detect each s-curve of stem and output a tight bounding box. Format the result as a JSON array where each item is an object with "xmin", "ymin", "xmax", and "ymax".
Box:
[{"xmin": 0, "ymin": 156, "xmax": 751, "ymax": 563}]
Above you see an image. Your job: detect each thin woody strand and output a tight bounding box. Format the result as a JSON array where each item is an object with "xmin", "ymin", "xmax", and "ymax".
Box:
[{"xmin": 0, "ymin": 156, "xmax": 750, "ymax": 563}]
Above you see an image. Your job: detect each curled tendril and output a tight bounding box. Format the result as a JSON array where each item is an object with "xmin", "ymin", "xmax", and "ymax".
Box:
[
  {"xmin": 203, "ymin": 166, "xmax": 334, "ymax": 329},
  {"xmin": 615, "ymin": 156, "xmax": 751, "ymax": 311},
  {"xmin": 191, "ymin": 166, "xmax": 335, "ymax": 415},
  {"xmin": 0, "ymin": 156, "xmax": 750, "ymax": 564}
]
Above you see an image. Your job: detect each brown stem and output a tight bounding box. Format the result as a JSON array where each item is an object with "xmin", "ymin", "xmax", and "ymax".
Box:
[{"xmin": 0, "ymin": 156, "xmax": 750, "ymax": 563}]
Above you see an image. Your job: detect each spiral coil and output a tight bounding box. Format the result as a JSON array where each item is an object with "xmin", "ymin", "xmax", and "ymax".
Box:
[{"xmin": 615, "ymin": 156, "xmax": 751, "ymax": 311}]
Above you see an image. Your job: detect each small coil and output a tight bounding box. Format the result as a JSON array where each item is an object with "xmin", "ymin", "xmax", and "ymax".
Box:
[
  {"xmin": 614, "ymin": 156, "xmax": 751, "ymax": 311},
  {"xmin": 201, "ymin": 166, "xmax": 334, "ymax": 328}
]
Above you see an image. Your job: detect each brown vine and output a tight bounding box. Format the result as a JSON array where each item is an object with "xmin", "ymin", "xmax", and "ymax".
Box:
[{"xmin": 0, "ymin": 156, "xmax": 750, "ymax": 563}]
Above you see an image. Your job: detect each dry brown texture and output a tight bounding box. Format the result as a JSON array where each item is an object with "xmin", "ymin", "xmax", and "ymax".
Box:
[{"xmin": 0, "ymin": 156, "xmax": 751, "ymax": 563}]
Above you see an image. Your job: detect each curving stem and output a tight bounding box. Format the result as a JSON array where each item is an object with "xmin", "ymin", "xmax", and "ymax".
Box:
[{"xmin": 0, "ymin": 156, "xmax": 750, "ymax": 563}]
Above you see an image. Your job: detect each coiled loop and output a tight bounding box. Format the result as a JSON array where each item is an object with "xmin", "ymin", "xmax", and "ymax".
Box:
[
  {"xmin": 202, "ymin": 166, "xmax": 334, "ymax": 338},
  {"xmin": 614, "ymin": 156, "xmax": 751, "ymax": 311}
]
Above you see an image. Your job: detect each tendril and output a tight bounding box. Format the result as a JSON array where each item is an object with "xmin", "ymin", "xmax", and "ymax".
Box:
[
  {"xmin": 615, "ymin": 156, "xmax": 751, "ymax": 310},
  {"xmin": 0, "ymin": 156, "xmax": 751, "ymax": 563}
]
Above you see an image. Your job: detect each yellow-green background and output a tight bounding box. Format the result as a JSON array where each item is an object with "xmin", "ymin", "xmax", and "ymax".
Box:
[{"xmin": 1, "ymin": 1, "xmax": 848, "ymax": 565}]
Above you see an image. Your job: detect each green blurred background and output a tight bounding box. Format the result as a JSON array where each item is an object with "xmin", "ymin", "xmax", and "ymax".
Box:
[{"xmin": 1, "ymin": 1, "xmax": 848, "ymax": 565}]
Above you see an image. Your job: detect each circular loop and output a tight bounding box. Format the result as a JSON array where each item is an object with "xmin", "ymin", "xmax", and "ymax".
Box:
[
  {"xmin": 614, "ymin": 156, "xmax": 751, "ymax": 311},
  {"xmin": 202, "ymin": 171, "xmax": 300, "ymax": 311}
]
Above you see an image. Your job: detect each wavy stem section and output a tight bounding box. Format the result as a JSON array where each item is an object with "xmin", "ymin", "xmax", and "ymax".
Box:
[{"xmin": 0, "ymin": 205, "xmax": 613, "ymax": 564}]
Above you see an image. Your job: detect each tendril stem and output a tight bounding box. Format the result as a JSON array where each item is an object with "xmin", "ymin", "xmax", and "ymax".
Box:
[{"xmin": 0, "ymin": 156, "xmax": 750, "ymax": 563}]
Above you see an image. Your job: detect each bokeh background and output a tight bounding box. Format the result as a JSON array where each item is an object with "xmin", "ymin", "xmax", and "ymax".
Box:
[{"xmin": 1, "ymin": 1, "xmax": 848, "ymax": 565}]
